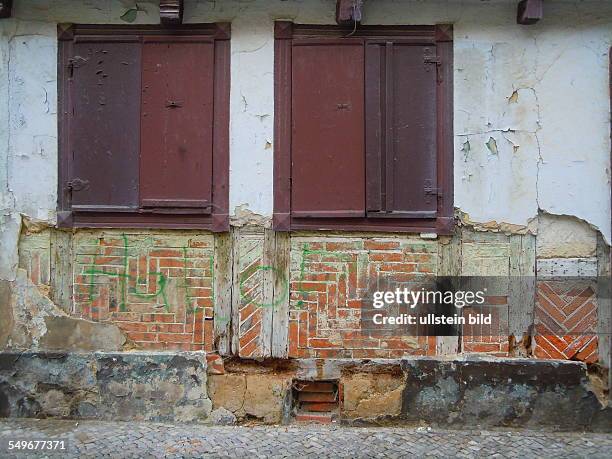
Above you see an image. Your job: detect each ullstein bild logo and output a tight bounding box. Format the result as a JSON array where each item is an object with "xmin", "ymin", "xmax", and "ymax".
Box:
[
  {"xmin": 371, "ymin": 287, "xmax": 490, "ymax": 326},
  {"xmin": 360, "ymin": 275, "xmax": 610, "ymax": 337}
]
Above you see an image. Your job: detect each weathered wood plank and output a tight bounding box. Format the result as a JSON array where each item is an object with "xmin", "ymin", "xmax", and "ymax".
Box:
[
  {"xmin": 230, "ymin": 227, "xmax": 241, "ymax": 355},
  {"xmin": 272, "ymin": 231, "xmax": 290, "ymax": 357},
  {"xmin": 436, "ymin": 232, "xmax": 461, "ymax": 355},
  {"xmin": 213, "ymin": 231, "xmax": 232, "ymax": 355},
  {"xmin": 50, "ymin": 229, "xmax": 73, "ymax": 314},
  {"xmin": 509, "ymin": 234, "xmax": 536, "ymax": 341},
  {"xmin": 596, "ymin": 234, "xmax": 611, "ymax": 401},
  {"xmin": 260, "ymin": 228, "xmax": 276, "ymax": 357}
]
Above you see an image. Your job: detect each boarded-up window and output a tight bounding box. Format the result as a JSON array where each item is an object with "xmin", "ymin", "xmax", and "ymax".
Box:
[
  {"xmin": 274, "ymin": 23, "xmax": 454, "ymax": 233},
  {"xmin": 58, "ymin": 24, "xmax": 230, "ymax": 230}
]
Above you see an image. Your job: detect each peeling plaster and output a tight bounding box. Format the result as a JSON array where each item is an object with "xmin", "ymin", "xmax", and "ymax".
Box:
[
  {"xmin": 230, "ymin": 204, "xmax": 272, "ymax": 228},
  {"xmin": 5, "ymin": 269, "xmax": 126, "ymax": 351}
]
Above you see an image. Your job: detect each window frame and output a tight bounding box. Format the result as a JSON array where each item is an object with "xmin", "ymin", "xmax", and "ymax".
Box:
[
  {"xmin": 57, "ymin": 23, "xmax": 230, "ymax": 231},
  {"xmin": 273, "ymin": 22, "xmax": 454, "ymax": 234}
]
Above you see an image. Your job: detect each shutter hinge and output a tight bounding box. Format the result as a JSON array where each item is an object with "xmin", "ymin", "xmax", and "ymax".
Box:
[
  {"xmin": 66, "ymin": 178, "xmax": 90, "ymax": 192},
  {"xmin": 423, "ymin": 49, "xmax": 442, "ymax": 83},
  {"xmin": 67, "ymin": 56, "xmax": 88, "ymax": 77}
]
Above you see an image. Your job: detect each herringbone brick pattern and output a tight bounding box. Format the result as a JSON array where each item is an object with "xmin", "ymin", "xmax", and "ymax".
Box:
[
  {"xmin": 236, "ymin": 231, "xmax": 266, "ymax": 358},
  {"xmin": 534, "ymin": 280, "xmax": 598, "ymax": 363},
  {"xmin": 73, "ymin": 231, "xmax": 215, "ymax": 351},
  {"xmin": 288, "ymin": 238, "xmax": 438, "ymax": 358}
]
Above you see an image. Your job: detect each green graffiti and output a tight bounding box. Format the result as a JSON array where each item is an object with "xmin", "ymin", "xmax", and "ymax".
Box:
[
  {"xmin": 239, "ymin": 265, "xmax": 289, "ymax": 310},
  {"xmin": 295, "ymin": 244, "xmax": 357, "ymax": 309},
  {"xmin": 85, "ymin": 234, "xmax": 169, "ymax": 312}
]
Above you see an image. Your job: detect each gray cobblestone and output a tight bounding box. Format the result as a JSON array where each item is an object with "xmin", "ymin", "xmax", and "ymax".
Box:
[{"xmin": 0, "ymin": 419, "xmax": 610, "ymax": 458}]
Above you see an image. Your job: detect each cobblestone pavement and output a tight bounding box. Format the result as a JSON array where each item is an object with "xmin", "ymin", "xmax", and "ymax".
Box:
[{"xmin": 0, "ymin": 419, "xmax": 611, "ymax": 458}]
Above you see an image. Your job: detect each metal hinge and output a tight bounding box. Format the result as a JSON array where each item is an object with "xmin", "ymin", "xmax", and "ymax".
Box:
[
  {"xmin": 423, "ymin": 49, "xmax": 442, "ymax": 83},
  {"xmin": 67, "ymin": 56, "xmax": 88, "ymax": 77},
  {"xmin": 66, "ymin": 178, "xmax": 90, "ymax": 192}
]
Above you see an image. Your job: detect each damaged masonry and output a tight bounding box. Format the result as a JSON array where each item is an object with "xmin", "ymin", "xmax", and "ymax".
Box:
[{"xmin": 0, "ymin": 0, "xmax": 611, "ymax": 439}]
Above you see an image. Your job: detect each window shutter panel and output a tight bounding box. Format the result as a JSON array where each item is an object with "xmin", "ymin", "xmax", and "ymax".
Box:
[
  {"xmin": 290, "ymin": 42, "xmax": 365, "ymax": 218},
  {"xmin": 70, "ymin": 40, "xmax": 141, "ymax": 211},
  {"xmin": 365, "ymin": 42, "xmax": 438, "ymax": 218},
  {"xmin": 140, "ymin": 38, "xmax": 215, "ymax": 211}
]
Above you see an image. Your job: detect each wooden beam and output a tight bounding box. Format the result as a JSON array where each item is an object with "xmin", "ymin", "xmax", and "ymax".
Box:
[
  {"xmin": 0, "ymin": 0, "xmax": 13, "ymax": 19},
  {"xmin": 517, "ymin": 0, "xmax": 543, "ymax": 25},
  {"xmin": 160, "ymin": 0, "xmax": 183, "ymax": 26},
  {"xmin": 336, "ymin": 0, "xmax": 363, "ymax": 26}
]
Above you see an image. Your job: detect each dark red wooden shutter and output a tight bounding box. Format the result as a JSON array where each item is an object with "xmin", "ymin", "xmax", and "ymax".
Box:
[
  {"xmin": 140, "ymin": 37, "xmax": 215, "ymax": 211},
  {"xmin": 70, "ymin": 39, "xmax": 141, "ymax": 211},
  {"xmin": 366, "ymin": 42, "xmax": 438, "ymax": 218},
  {"xmin": 291, "ymin": 41, "xmax": 365, "ymax": 218}
]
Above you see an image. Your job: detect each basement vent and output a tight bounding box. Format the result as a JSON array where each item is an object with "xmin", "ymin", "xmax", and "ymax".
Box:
[{"xmin": 292, "ymin": 380, "xmax": 340, "ymax": 423}]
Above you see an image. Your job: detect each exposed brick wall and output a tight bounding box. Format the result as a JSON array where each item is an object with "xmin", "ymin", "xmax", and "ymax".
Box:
[
  {"xmin": 288, "ymin": 236, "xmax": 438, "ymax": 358},
  {"xmin": 235, "ymin": 229, "xmax": 266, "ymax": 358},
  {"xmin": 73, "ymin": 231, "xmax": 215, "ymax": 351},
  {"xmin": 459, "ymin": 233, "xmax": 511, "ymax": 357},
  {"xmin": 13, "ymin": 228, "xmax": 605, "ymax": 364},
  {"xmin": 533, "ymin": 280, "xmax": 598, "ymax": 363}
]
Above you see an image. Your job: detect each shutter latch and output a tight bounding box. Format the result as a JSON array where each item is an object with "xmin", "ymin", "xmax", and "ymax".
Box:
[
  {"xmin": 67, "ymin": 178, "xmax": 90, "ymax": 192},
  {"xmin": 424, "ymin": 180, "xmax": 441, "ymax": 204}
]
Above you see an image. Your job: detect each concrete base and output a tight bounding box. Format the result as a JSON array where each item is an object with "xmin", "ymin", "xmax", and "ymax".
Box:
[
  {"xmin": 0, "ymin": 352, "xmax": 211, "ymax": 422},
  {"xmin": 400, "ymin": 357, "xmax": 611, "ymax": 432},
  {"xmin": 0, "ymin": 353, "xmax": 609, "ymax": 431}
]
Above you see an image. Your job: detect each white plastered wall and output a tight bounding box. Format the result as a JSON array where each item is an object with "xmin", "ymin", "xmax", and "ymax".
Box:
[{"xmin": 0, "ymin": 0, "xmax": 610, "ymax": 280}]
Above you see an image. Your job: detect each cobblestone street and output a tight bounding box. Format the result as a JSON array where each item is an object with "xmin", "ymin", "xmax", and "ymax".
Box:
[{"xmin": 0, "ymin": 419, "xmax": 610, "ymax": 458}]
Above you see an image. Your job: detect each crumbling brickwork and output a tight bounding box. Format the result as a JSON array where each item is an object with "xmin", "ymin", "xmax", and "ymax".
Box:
[
  {"xmin": 72, "ymin": 231, "xmax": 215, "ymax": 351},
  {"xmin": 13, "ymin": 226, "xmax": 607, "ymax": 366},
  {"xmin": 288, "ymin": 236, "xmax": 438, "ymax": 358}
]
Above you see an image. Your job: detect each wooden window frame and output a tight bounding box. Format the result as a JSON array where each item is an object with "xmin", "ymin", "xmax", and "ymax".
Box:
[
  {"xmin": 273, "ymin": 22, "xmax": 454, "ymax": 234},
  {"xmin": 57, "ymin": 23, "xmax": 230, "ymax": 231}
]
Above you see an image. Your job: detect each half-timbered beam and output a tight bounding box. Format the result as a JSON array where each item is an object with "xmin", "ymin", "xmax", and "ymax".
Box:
[
  {"xmin": 336, "ymin": 0, "xmax": 363, "ymax": 26},
  {"xmin": 160, "ymin": 0, "xmax": 183, "ymax": 26},
  {"xmin": 0, "ymin": 0, "xmax": 13, "ymax": 19},
  {"xmin": 517, "ymin": 0, "xmax": 543, "ymax": 25}
]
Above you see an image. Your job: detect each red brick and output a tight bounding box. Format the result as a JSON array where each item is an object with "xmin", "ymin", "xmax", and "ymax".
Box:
[
  {"xmin": 325, "ymin": 241, "xmax": 362, "ymax": 251},
  {"xmin": 295, "ymin": 413, "xmax": 333, "ymax": 424},
  {"xmin": 292, "ymin": 282, "xmax": 328, "ymax": 293},
  {"xmin": 368, "ymin": 252, "xmax": 403, "ymax": 262},
  {"xmin": 158, "ymin": 333, "xmax": 193, "ymax": 344},
  {"xmin": 206, "ymin": 353, "xmax": 225, "ymax": 375},
  {"xmin": 364, "ymin": 240, "xmax": 400, "ymax": 251},
  {"xmin": 127, "ymin": 331, "xmax": 157, "ymax": 342},
  {"xmin": 117, "ymin": 322, "xmax": 148, "ymax": 332},
  {"xmin": 301, "ymin": 402, "xmax": 337, "ymax": 412},
  {"xmin": 378, "ymin": 263, "xmax": 416, "ymax": 273},
  {"xmin": 148, "ymin": 323, "xmax": 185, "ymax": 333},
  {"xmin": 142, "ymin": 313, "xmax": 175, "ymax": 323}
]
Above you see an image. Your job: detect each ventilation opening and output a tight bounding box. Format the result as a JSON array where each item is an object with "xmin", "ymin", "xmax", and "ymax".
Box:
[{"xmin": 292, "ymin": 380, "xmax": 340, "ymax": 423}]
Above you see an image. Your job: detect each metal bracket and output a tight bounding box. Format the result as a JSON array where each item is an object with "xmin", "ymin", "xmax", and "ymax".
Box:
[
  {"xmin": 0, "ymin": 0, "xmax": 13, "ymax": 19},
  {"xmin": 67, "ymin": 178, "xmax": 90, "ymax": 192},
  {"xmin": 424, "ymin": 49, "xmax": 442, "ymax": 83}
]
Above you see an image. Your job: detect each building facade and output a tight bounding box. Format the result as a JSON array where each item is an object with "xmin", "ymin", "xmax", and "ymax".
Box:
[{"xmin": 0, "ymin": 0, "xmax": 610, "ymax": 428}]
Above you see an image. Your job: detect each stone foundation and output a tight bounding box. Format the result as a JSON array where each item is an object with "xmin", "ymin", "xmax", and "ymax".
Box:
[{"xmin": 0, "ymin": 351, "xmax": 211, "ymax": 422}]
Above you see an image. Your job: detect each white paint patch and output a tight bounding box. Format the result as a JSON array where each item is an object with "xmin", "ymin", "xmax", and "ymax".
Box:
[{"xmin": 536, "ymin": 258, "xmax": 598, "ymax": 277}]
